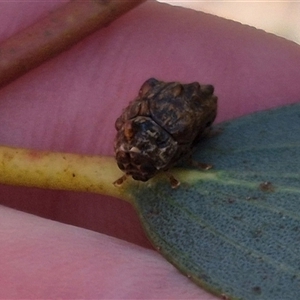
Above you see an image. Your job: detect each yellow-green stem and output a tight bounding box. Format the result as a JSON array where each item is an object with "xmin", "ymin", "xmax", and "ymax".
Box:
[{"xmin": 0, "ymin": 145, "xmax": 134, "ymax": 203}]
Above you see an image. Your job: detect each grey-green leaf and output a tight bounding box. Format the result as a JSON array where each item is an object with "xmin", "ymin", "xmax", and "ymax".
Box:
[{"xmin": 132, "ymin": 103, "xmax": 300, "ymax": 300}]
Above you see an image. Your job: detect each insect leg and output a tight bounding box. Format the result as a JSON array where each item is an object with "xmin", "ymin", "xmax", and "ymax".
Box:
[
  {"xmin": 113, "ymin": 174, "xmax": 128, "ymax": 187},
  {"xmin": 165, "ymin": 172, "xmax": 181, "ymax": 189},
  {"xmin": 190, "ymin": 160, "xmax": 213, "ymax": 170}
]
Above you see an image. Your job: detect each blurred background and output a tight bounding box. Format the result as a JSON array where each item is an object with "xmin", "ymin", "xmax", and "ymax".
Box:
[{"xmin": 157, "ymin": 1, "xmax": 300, "ymax": 45}]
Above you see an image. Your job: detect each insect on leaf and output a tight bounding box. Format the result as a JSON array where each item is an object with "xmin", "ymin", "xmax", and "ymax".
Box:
[{"xmin": 131, "ymin": 103, "xmax": 300, "ymax": 300}]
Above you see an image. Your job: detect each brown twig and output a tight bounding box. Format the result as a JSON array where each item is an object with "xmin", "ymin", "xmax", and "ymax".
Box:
[{"xmin": 0, "ymin": 0, "xmax": 146, "ymax": 89}]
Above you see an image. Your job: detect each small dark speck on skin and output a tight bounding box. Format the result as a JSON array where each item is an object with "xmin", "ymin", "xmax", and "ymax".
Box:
[
  {"xmin": 72, "ymin": 173, "xmax": 76, "ymax": 177},
  {"xmin": 44, "ymin": 30, "xmax": 52, "ymax": 37},
  {"xmin": 97, "ymin": 0, "xmax": 110, "ymax": 5},
  {"xmin": 9, "ymin": 48, "xmax": 16, "ymax": 55}
]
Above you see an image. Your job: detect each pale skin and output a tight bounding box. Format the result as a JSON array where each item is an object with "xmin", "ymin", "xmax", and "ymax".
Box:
[{"xmin": 0, "ymin": 1, "xmax": 300, "ymax": 299}]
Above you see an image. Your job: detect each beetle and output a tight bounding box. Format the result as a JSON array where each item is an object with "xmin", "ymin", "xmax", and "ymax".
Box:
[{"xmin": 113, "ymin": 78, "xmax": 217, "ymax": 187}]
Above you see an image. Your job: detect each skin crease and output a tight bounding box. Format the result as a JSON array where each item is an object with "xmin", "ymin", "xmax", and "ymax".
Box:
[{"xmin": 0, "ymin": 1, "xmax": 300, "ymax": 299}]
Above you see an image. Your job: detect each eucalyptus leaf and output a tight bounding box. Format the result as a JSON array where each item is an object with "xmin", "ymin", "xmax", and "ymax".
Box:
[{"xmin": 131, "ymin": 103, "xmax": 300, "ymax": 300}]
